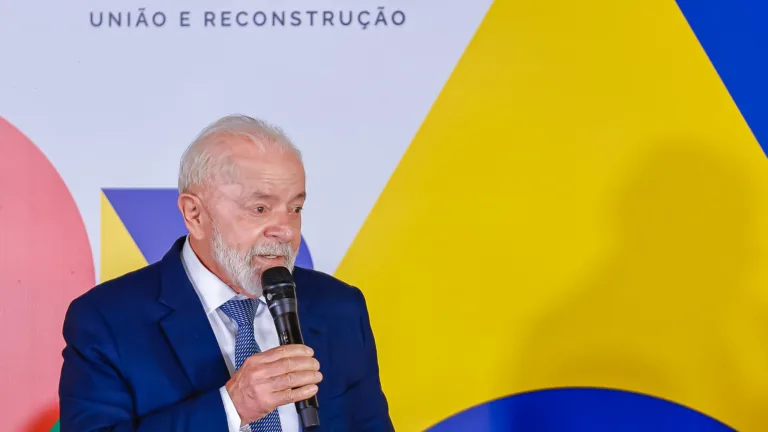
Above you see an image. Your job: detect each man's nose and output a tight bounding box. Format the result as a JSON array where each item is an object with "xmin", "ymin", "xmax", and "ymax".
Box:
[{"xmin": 263, "ymin": 214, "xmax": 294, "ymax": 242}]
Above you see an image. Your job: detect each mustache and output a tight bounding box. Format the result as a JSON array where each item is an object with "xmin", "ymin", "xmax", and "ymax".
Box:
[{"xmin": 247, "ymin": 242, "xmax": 294, "ymax": 258}]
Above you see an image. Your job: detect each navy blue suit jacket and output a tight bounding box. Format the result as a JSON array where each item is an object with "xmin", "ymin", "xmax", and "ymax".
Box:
[{"xmin": 58, "ymin": 237, "xmax": 393, "ymax": 431}]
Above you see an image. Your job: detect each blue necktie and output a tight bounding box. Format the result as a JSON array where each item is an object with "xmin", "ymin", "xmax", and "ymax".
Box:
[{"xmin": 220, "ymin": 298, "xmax": 283, "ymax": 432}]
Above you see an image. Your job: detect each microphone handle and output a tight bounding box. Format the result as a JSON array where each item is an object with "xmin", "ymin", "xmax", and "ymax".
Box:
[{"xmin": 272, "ymin": 312, "xmax": 320, "ymax": 429}]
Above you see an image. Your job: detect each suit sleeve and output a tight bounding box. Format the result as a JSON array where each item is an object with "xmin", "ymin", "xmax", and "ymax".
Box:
[
  {"xmin": 58, "ymin": 295, "xmax": 229, "ymax": 432},
  {"xmin": 350, "ymin": 287, "xmax": 395, "ymax": 432}
]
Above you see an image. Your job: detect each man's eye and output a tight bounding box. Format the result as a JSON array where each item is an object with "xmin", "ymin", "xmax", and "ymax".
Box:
[
  {"xmin": 255, "ymin": 206, "xmax": 265, "ymax": 213},
  {"xmin": 293, "ymin": 207, "xmax": 303, "ymax": 214}
]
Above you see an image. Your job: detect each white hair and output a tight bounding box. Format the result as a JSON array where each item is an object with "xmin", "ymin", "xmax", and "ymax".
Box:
[{"xmin": 178, "ymin": 114, "xmax": 302, "ymax": 193}]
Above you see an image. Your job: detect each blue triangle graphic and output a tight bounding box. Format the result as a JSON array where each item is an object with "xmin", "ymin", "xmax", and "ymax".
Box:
[
  {"xmin": 676, "ymin": 0, "xmax": 768, "ymax": 157},
  {"xmin": 103, "ymin": 188, "xmax": 314, "ymax": 269},
  {"xmin": 103, "ymin": 188, "xmax": 187, "ymax": 264}
]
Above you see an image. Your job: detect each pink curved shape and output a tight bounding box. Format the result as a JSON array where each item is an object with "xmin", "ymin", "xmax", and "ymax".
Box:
[{"xmin": 0, "ymin": 117, "xmax": 95, "ymax": 431}]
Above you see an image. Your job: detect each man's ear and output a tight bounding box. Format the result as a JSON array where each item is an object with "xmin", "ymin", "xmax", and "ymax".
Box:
[{"xmin": 178, "ymin": 192, "xmax": 206, "ymax": 240}]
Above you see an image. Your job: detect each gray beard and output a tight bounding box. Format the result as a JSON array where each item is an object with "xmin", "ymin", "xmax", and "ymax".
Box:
[{"xmin": 211, "ymin": 223, "xmax": 295, "ymax": 297}]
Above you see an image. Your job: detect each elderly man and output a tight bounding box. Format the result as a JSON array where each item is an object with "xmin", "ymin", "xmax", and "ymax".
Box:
[{"xmin": 58, "ymin": 115, "xmax": 393, "ymax": 431}]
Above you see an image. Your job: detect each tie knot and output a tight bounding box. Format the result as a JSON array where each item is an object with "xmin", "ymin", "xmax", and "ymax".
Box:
[{"xmin": 219, "ymin": 298, "xmax": 258, "ymax": 328}]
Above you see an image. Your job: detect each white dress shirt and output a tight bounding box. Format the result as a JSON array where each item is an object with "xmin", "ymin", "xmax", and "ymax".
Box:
[{"xmin": 180, "ymin": 237, "xmax": 300, "ymax": 432}]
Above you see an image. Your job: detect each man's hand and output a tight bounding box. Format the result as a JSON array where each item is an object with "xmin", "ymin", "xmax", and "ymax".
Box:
[{"xmin": 225, "ymin": 344, "xmax": 322, "ymax": 425}]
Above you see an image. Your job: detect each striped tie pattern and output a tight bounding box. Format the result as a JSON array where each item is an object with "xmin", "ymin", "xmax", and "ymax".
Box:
[{"xmin": 220, "ymin": 298, "xmax": 283, "ymax": 432}]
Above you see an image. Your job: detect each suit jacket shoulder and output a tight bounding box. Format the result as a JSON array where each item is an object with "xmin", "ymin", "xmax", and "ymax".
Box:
[
  {"xmin": 65, "ymin": 259, "xmax": 167, "ymax": 334},
  {"xmin": 291, "ymin": 267, "xmax": 394, "ymax": 431},
  {"xmin": 293, "ymin": 266, "xmax": 368, "ymax": 314}
]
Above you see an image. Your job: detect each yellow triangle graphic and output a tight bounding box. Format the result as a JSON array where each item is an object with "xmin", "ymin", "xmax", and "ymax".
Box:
[
  {"xmin": 100, "ymin": 191, "xmax": 148, "ymax": 283},
  {"xmin": 335, "ymin": 0, "xmax": 768, "ymax": 430}
]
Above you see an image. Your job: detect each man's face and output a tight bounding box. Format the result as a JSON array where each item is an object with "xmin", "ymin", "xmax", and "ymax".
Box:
[{"xmin": 198, "ymin": 136, "xmax": 305, "ymax": 297}]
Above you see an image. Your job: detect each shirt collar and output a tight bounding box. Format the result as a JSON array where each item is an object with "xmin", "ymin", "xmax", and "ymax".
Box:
[{"xmin": 181, "ymin": 236, "xmax": 265, "ymax": 315}]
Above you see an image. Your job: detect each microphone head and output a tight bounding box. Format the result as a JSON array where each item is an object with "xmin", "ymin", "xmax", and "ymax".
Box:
[
  {"xmin": 261, "ymin": 266, "xmax": 297, "ymax": 309},
  {"xmin": 261, "ymin": 266, "xmax": 293, "ymax": 289}
]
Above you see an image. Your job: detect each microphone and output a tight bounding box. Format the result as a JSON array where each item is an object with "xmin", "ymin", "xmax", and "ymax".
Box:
[{"xmin": 261, "ymin": 266, "xmax": 320, "ymax": 430}]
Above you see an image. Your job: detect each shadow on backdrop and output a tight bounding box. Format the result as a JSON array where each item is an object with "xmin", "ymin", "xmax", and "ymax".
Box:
[{"xmin": 513, "ymin": 140, "xmax": 765, "ymax": 429}]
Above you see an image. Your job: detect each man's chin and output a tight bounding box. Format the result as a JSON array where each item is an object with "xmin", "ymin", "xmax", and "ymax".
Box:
[
  {"xmin": 237, "ymin": 280, "xmax": 263, "ymax": 298},
  {"xmin": 245, "ymin": 289, "xmax": 264, "ymax": 299}
]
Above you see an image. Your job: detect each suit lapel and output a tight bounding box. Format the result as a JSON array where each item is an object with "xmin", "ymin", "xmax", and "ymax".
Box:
[
  {"xmin": 298, "ymin": 296, "xmax": 328, "ymax": 369},
  {"xmin": 155, "ymin": 244, "xmax": 328, "ymax": 397},
  {"xmin": 157, "ymin": 237, "xmax": 230, "ymax": 392},
  {"xmin": 295, "ymin": 268, "xmax": 327, "ymax": 357},
  {"xmin": 295, "ymin": 270, "xmax": 334, "ymax": 406}
]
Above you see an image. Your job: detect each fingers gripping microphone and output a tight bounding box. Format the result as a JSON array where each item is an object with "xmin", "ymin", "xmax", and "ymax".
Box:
[{"xmin": 261, "ymin": 267, "xmax": 320, "ymax": 430}]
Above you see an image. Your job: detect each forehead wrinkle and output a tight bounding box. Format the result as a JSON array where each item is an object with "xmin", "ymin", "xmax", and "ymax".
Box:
[{"xmin": 194, "ymin": 133, "xmax": 304, "ymax": 205}]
